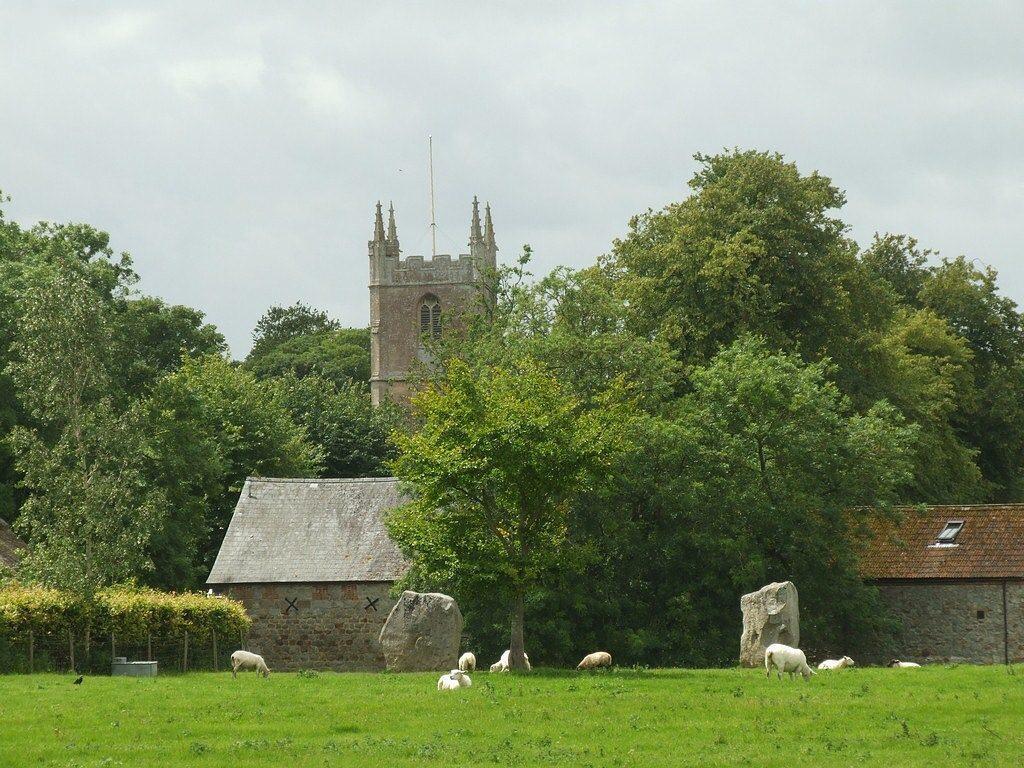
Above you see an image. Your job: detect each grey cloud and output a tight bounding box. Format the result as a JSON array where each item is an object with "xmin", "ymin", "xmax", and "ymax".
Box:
[{"xmin": 0, "ymin": 2, "xmax": 1021, "ymax": 356}]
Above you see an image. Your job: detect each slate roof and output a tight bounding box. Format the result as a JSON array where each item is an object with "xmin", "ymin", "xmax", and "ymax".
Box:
[
  {"xmin": 207, "ymin": 477, "xmax": 409, "ymax": 585},
  {"xmin": 860, "ymin": 505, "xmax": 1024, "ymax": 580},
  {"xmin": 0, "ymin": 518, "xmax": 25, "ymax": 569}
]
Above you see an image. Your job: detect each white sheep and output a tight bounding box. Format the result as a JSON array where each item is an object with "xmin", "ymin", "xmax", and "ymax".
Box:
[
  {"xmin": 437, "ymin": 669, "xmax": 472, "ymax": 690},
  {"xmin": 458, "ymin": 652, "xmax": 476, "ymax": 672},
  {"xmin": 764, "ymin": 643, "xmax": 814, "ymax": 681},
  {"xmin": 577, "ymin": 651, "xmax": 612, "ymax": 670},
  {"xmin": 490, "ymin": 649, "xmax": 531, "ymax": 672},
  {"xmin": 890, "ymin": 659, "xmax": 921, "ymax": 668},
  {"xmin": 230, "ymin": 650, "xmax": 270, "ymax": 678},
  {"xmin": 817, "ymin": 655, "xmax": 855, "ymax": 671}
]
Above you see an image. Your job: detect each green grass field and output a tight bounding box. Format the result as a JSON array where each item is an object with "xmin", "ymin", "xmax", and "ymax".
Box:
[{"xmin": 0, "ymin": 666, "xmax": 1021, "ymax": 767}]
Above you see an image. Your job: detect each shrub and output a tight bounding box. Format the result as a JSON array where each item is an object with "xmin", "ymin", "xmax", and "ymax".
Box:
[{"xmin": 0, "ymin": 583, "xmax": 250, "ymax": 644}]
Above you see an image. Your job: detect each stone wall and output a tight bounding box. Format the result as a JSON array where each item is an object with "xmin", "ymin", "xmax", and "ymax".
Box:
[
  {"xmin": 219, "ymin": 582, "xmax": 397, "ymax": 671},
  {"xmin": 876, "ymin": 579, "xmax": 1024, "ymax": 664}
]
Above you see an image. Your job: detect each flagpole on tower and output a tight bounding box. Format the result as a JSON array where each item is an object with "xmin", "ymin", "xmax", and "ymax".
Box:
[{"xmin": 428, "ymin": 135, "xmax": 437, "ymax": 257}]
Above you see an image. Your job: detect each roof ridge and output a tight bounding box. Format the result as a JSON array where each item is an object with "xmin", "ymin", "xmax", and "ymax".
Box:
[{"xmin": 897, "ymin": 504, "xmax": 1024, "ymax": 512}]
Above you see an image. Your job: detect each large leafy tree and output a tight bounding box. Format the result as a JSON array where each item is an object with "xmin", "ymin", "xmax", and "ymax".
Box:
[
  {"xmin": 389, "ymin": 357, "xmax": 623, "ymax": 671},
  {"xmin": 611, "ymin": 149, "xmax": 879, "ymax": 369},
  {"xmin": 246, "ymin": 328, "xmax": 370, "ymax": 389},
  {"xmin": 112, "ymin": 296, "xmax": 226, "ymax": 397},
  {"xmin": 245, "ymin": 302, "xmax": 370, "ymax": 388},
  {"xmin": 7, "ymin": 258, "xmax": 165, "ymax": 595},
  {"xmin": 563, "ymin": 336, "xmax": 917, "ymax": 664},
  {"xmin": 146, "ymin": 355, "xmax": 323, "ymax": 588},
  {"xmin": 278, "ymin": 373, "xmax": 396, "ymax": 478}
]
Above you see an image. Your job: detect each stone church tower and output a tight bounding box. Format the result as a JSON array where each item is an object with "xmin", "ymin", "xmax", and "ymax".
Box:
[{"xmin": 368, "ymin": 197, "xmax": 497, "ymax": 406}]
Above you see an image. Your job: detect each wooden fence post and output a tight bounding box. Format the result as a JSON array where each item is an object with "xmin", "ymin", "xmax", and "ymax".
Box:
[
  {"xmin": 28, "ymin": 631, "xmax": 34, "ymax": 674},
  {"xmin": 111, "ymin": 633, "xmax": 115, "ymax": 663},
  {"xmin": 147, "ymin": 633, "xmax": 152, "ymax": 662},
  {"xmin": 212, "ymin": 632, "xmax": 218, "ymax": 671},
  {"xmin": 183, "ymin": 631, "xmax": 189, "ymax": 673},
  {"xmin": 68, "ymin": 631, "xmax": 75, "ymax": 673}
]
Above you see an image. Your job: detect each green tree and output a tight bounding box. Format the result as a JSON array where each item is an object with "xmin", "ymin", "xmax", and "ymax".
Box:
[
  {"xmin": 278, "ymin": 373, "xmax": 396, "ymax": 478},
  {"xmin": 112, "ymin": 296, "xmax": 226, "ymax": 396},
  {"xmin": 0, "ymin": 200, "xmax": 137, "ymax": 524},
  {"xmin": 388, "ymin": 357, "xmax": 622, "ymax": 670},
  {"xmin": 860, "ymin": 233, "xmax": 931, "ymax": 306},
  {"xmin": 246, "ymin": 328, "xmax": 370, "ymax": 388},
  {"xmin": 248, "ymin": 302, "xmax": 340, "ymax": 359},
  {"xmin": 919, "ymin": 256, "xmax": 1024, "ymax": 498},
  {"xmin": 146, "ymin": 355, "xmax": 322, "ymax": 587},
  {"xmin": 663, "ymin": 336, "xmax": 916, "ymax": 659},
  {"xmin": 610, "ymin": 149, "xmax": 877, "ymax": 370},
  {"xmin": 6, "ymin": 259, "xmax": 165, "ymax": 595}
]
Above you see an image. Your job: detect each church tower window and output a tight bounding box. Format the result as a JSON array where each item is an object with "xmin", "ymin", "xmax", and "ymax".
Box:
[{"xmin": 419, "ymin": 296, "xmax": 441, "ymax": 339}]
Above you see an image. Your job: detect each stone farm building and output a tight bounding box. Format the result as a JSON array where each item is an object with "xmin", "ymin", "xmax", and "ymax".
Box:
[
  {"xmin": 206, "ymin": 477, "xmax": 408, "ymax": 671},
  {"xmin": 862, "ymin": 505, "xmax": 1024, "ymax": 664}
]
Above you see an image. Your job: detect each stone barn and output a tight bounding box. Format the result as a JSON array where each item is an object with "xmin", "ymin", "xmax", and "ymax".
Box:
[
  {"xmin": 207, "ymin": 477, "xmax": 408, "ymax": 671},
  {"xmin": 862, "ymin": 504, "xmax": 1024, "ymax": 664}
]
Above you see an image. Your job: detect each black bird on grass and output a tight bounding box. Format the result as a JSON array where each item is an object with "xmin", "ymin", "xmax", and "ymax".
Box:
[{"xmin": 73, "ymin": 675, "xmax": 83, "ymax": 685}]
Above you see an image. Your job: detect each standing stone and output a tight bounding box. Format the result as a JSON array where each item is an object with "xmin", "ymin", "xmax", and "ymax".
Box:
[
  {"xmin": 739, "ymin": 581, "xmax": 799, "ymax": 667},
  {"xmin": 378, "ymin": 591, "xmax": 463, "ymax": 672}
]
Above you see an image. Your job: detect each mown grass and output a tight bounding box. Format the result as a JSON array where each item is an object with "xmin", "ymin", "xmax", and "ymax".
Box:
[{"xmin": 0, "ymin": 665, "xmax": 1021, "ymax": 767}]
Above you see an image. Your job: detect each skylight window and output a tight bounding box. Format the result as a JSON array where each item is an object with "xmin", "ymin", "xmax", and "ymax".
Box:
[{"xmin": 935, "ymin": 520, "xmax": 964, "ymax": 545}]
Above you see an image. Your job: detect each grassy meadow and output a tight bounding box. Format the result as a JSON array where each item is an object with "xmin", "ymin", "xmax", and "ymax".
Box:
[{"xmin": 0, "ymin": 666, "xmax": 1021, "ymax": 767}]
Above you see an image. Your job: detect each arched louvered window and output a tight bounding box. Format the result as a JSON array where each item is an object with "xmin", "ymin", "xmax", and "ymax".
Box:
[{"xmin": 419, "ymin": 296, "xmax": 441, "ymax": 339}]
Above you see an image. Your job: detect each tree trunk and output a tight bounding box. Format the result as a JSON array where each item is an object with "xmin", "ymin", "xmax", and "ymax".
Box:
[{"xmin": 508, "ymin": 587, "xmax": 529, "ymax": 672}]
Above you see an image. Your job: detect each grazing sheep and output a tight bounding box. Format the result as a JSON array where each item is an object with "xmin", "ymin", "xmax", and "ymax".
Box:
[
  {"xmin": 764, "ymin": 643, "xmax": 815, "ymax": 681},
  {"xmin": 230, "ymin": 650, "xmax": 270, "ymax": 678},
  {"xmin": 817, "ymin": 656, "xmax": 855, "ymax": 671},
  {"xmin": 437, "ymin": 669, "xmax": 472, "ymax": 690},
  {"xmin": 890, "ymin": 659, "xmax": 921, "ymax": 668},
  {"xmin": 491, "ymin": 649, "xmax": 531, "ymax": 673},
  {"xmin": 459, "ymin": 652, "xmax": 476, "ymax": 672},
  {"xmin": 577, "ymin": 651, "xmax": 613, "ymax": 670}
]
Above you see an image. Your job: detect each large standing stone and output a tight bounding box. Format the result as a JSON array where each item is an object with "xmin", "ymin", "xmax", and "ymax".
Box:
[
  {"xmin": 739, "ymin": 581, "xmax": 799, "ymax": 667},
  {"xmin": 378, "ymin": 591, "xmax": 463, "ymax": 672}
]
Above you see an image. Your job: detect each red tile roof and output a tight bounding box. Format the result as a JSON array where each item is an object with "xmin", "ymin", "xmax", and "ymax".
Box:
[{"xmin": 860, "ymin": 505, "xmax": 1024, "ymax": 580}]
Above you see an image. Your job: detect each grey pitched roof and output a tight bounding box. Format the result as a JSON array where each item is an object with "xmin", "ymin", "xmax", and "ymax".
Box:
[
  {"xmin": 0, "ymin": 518, "xmax": 25, "ymax": 569},
  {"xmin": 207, "ymin": 477, "xmax": 409, "ymax": 585}
]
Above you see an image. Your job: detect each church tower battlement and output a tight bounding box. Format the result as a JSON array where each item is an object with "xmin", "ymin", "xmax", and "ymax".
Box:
[{"xmin": 368, "ymin": 197, "xmax": 497, "ymax": 406}]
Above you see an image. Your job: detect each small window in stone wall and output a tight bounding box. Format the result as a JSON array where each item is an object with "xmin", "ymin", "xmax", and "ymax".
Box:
[{"xmin": 977, "ymin": 609, "xmax": 986, "ymax": 620}]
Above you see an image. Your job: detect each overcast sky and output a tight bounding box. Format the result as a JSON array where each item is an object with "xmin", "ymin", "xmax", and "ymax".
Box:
[{"xmin": 1, "ymin": 3, "xmax": 1022, "ymax": 357}]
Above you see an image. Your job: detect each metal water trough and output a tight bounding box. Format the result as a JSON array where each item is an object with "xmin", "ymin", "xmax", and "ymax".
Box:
[{"xmin": 111, "ymin": 657, "xmax": 158, "ymax": 677}]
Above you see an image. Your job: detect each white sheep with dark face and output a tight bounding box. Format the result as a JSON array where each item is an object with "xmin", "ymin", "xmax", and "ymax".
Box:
[{"xmin": 437, "ymin": 669, "xmax": 472, "ymax": 690}]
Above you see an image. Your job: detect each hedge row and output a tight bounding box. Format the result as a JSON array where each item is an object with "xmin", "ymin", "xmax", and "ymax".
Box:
[{"xmin": 0, "ymin": 584, "xmax": 251, "ymax": 642}]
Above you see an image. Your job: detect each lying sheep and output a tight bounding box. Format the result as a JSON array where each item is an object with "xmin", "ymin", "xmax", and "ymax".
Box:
[
  {"xmin": 459, "ymin": 652, "xmax": 476, "ymax": 672},
  {"xmin": 577, "ymin": 651, "xmax": 613, "ymax": 670},
  {"xmin": 817, "ymin": 655, "xmax": 855, "ymax": 671},
  {"xmin": 490, "ymin": 649, "xmax": 531, "ymax": 673},
  {"xmin": 437, "ymin": 669, "xmax": 472, "ymax": 690},
  {"xmin": 890, "ymin": 659, "xmax": 921, "ymax": 668},
  {"xmin": 764, "ymin": 643, "xmax": 814, "ymax": 681},
  {"xmin": 230, "ymin": 650, "xmax": 270, "ymax": 678}
]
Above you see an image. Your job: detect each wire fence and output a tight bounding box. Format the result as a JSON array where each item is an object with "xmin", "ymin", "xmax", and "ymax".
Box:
[{"xmin": 0, "ymin": 630, "xmax": 250, "ymax": 675}]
